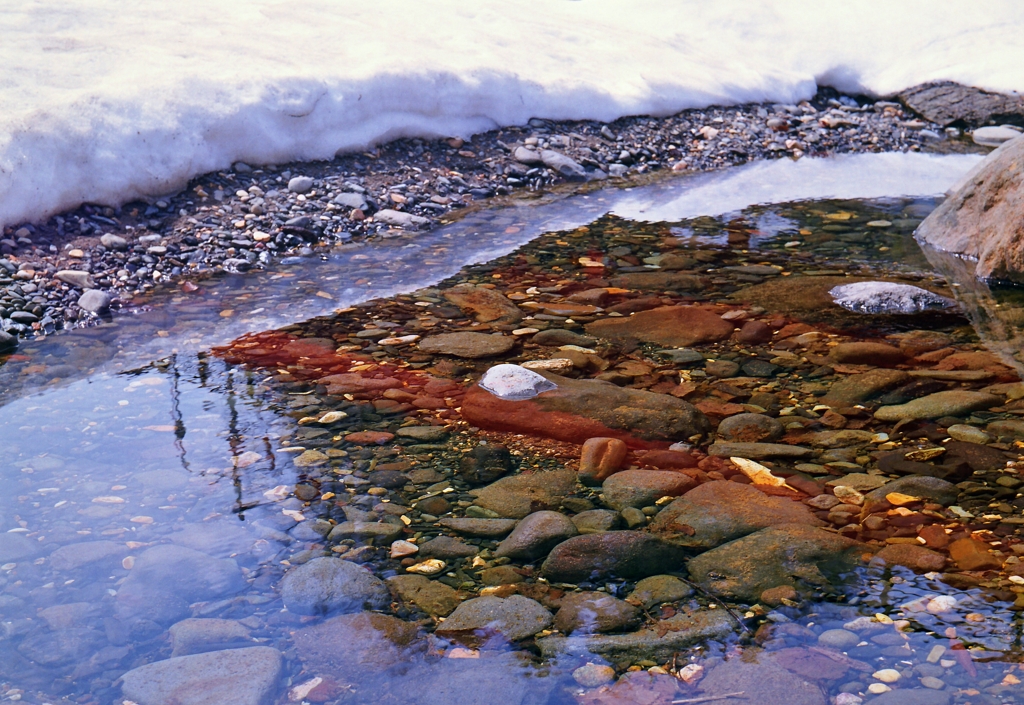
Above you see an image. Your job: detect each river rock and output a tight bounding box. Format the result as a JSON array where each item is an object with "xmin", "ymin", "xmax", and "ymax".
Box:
[
  {"xmin": 292, "ymin": 612, "xmax": 421, "ymax": 672},
  {"xmin": 78, "ymin": 289, "xmax": 112, "ymax": 314},
  {"xmin": 459, "ymin": 443, "xmax": 514, "ymax": 484},
  {"xmin": 0, "ymin": 533, "xmax": 38, "ymax": 563},
  {"xmin": 387, "ymin": 574, "xmax": 461, "ymax": 616},
  {"xmin": 168, "ymin": 619, "xmax": 253, "ymax": 657},
  {"xmin": 374, "ymin": 208, "xmax": 430, "ymax": 229},
  {"xmin": 288, "ymin": 175, "xmax": 314, "ymax": 192},
  {"xmin": 540, "ymin": 531, "xmax": 686, "ymax": 583},
  {"xmin": 687, "ymin": 524, "xmax": 865, "ymax": 602},
  {"xmin": 443, "ymin": 285, "xmax": 523, "ymax": 324},
  {"xmin": 707, "ymin": 442, "xmax": 813, "ymax": 459},
  {"xmin": 532, "ymin": 329, "xmax": 596, "ymax": 347},
  {"xmin": 601, "ymin": 469, "xmax": 697, "ymax": 510},
  {"xmin": 419, "ymin": 535, "xmax": 478, "ymax": 559},
  {"xmin": 829, "ymin": 342, "xmax": 906, "ymax": 366},
  {"xmin": 537, "ymin": 608, "xmax": 735, "ymax": 663},
  {"xmin": 874, "ymin": 390, "xmax": 1002, "ymax": 421},
  {"xmin": 115, "ymin": 545, "xmax": 244, "ymax": 623},
  {"xmin": 821, "ymin": 369, "xmax": 910, "ymax": 406},
  {"xmin": 868, "ymin": 690, "xmax": 951, "ymax": 705},
  {"xmin": 829, "ymin": 282, "xmax": 956, "ymax": 314},
  {"xmin": 716, "ymin": 413, "xmax": 784, "ymax": 443},
  {"xmin": 553, "ymin": 592, "xmax": 640, "ymax": 634},
  {"xmin": 280, "ymin": 557, "xmax": 390, "ymax": 615},
  {"xmin": 973, "ymin": 125, "xmax": 1023, "ymax": 146},
  {"xmin": 439, "ymin": 518, "xmax": 518, "ymax": 537},
  {"xmin": 987, "ymin": 418, "xmax": 1024, "ymax": 440},
  {"xmin": 461, "ymin": 372, "xmax": 710, "ymax": 447},
  {"xmin": 0, "ymin": 330, "xmax": 16, "ymax": 352},
  {"xmin": 915, "ymin": 132, "xmax": 1024, "ymax": 281},
  {"xmin": 100, "ymin": 233, "xmax": 128, "ymax": 250},
  {"xmin": 56, "ymin": 270, "xmax": 96, "ymax": 289},
  {"xmin": 418, "ymin": 332, "xmax": 515, "ymax": 358},
  {"xmin": 862, "ymin": 476, "xmax": 958, "ymax": 511},
  {"xmin": 495, "ymin": 511, "xmax": 578, "ymax": 560},
  {"xmin": 586, "ymin": 306, "xmax": 733, "ymax": 347},
  {"xmin": 327, "ymin": 521, "xmax": 403, "ymax": 545},
  {"xmin": 899, "ymin": 81, "xmax": 1024, "ymax": 127},
  {"xmin": 333, "ymin": 191, "xmax": 369, "ymax": 210},
  {"xmin": 875, "ymin": 544, "xmax": 947, "ymax": 572},
  {"xmin": 650, "ymin": 481, "xmax": 822, "ymax": 549},
  {"xmin": 697, "ymin": 651, "xmax": 827, "ymax": 705},
  {"xmin": 469, "ymin": 469, "xmax": 576, "ymax": 519},
  {"xmin": 571, "ymin": 509, "xmax": 622, "ymax": 534},
  {"xmin": 626, "ymin": 575, "xmax": 694, "ymax": 609},
  {"xmin": 609, "ymin": 271, "xmax": 708, "ymax": 292},
  {"xmin": 540, "ymin": 149, "xmax": 588, "ymax": 180},
  {"xmin": 435, "ymin": 595, "xmax": 552, "ymax": 642},
  {"xmin": 120, "ymin": 646, "xmax": 282, "ymax": 705}
]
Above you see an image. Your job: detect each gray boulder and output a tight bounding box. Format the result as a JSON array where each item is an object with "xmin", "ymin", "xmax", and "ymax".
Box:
[
  {"xmin": 280, "ymin": 557, "xmax": 390, "ymax": 615},
  {"xmin": 494, "ymin": 511, "xmax": 578, "ymax": 561},
  {"xmin": 120, "ymin": 646, "xmax": 282, "ymax": 705},
  {"xmin": 435, "ymin": 595, "xmax": 552, "ymax": 642}
]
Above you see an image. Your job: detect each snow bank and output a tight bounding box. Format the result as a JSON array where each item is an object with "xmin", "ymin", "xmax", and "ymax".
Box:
[{"xmin": 2, "ymin": 0, "xmax": 1022, "ymax": 229}]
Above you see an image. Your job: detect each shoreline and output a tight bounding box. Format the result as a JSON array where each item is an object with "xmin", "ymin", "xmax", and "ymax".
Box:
[{"xmin": 0, "ymin": 88, "xmax": 980, "ymax": 351}]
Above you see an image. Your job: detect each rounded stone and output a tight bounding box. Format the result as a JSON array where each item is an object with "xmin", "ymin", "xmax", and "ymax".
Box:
[
  {"xmin": 494, "ymin": 510, "xmax": 578, "ymax": 561},
  {"xmin": 717, "ymin": 413, "xmax": 784, "ymax": 443},
  {"xmin": 573, "ymin": 662, "xmax": 616, "ymax": 687},
  {"xmin": 280, "ymin": 557, "xmax": 390, "ymax": 615},
  {"xmin": 601, "ymin": 469, "xmax": 697, "ymax": 510},
  {"xmin": 418, "ymin": 332, "xmax": 516, "ymax": 358},
  {"xmin": 817, "ymin": 629, "xmax": 861, "ymax": 650},
  {"xmin": 435, "ymin": 595, "xmax": 553, "ymax": 642}
]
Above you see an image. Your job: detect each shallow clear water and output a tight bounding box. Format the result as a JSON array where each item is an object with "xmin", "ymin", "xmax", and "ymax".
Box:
[{"xmin": 2, "ymin": 154, "xmax": 1023, "ymax": 705}]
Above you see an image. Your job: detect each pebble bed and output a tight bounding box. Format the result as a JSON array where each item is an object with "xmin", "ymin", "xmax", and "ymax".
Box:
[{"xmin": 0, "ymin": 89, "xmax": 974, "ymax": 351}]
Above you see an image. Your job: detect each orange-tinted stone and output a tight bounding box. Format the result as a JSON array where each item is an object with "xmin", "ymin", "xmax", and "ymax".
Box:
[
  {"xmin": 344, "ymin": 431, "xmax": 395, "ymax": 445},
  {"xmin": 949, "ymin": 537, "xmax": 1002, "ymax": 571},
  {"xmin": 579, "ymin": 437, "xmax": 628, "ymax": 485}
]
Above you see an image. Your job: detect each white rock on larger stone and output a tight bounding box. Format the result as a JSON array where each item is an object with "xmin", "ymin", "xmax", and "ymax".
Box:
[
  {"xmin": 120, "ymin": 646, "xmax": 282, "ymax": 705},
  {"xmin": 479, "ymin": 364, "xmax": 557, "ymax": 400},
  {"xmin": 829, "ymin": 281, "xmax": 955, "ymax": 314},
  {"xmin": 972, "ymin": 125, "xmax": 1023, "ymax": 147}
]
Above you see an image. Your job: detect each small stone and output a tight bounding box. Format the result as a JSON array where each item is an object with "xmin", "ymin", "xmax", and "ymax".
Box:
[
  {"xmin": 120, "ymin": 647, "xmax": 282, "ymax": 705},
  {"xmin": 716, "ymin": 413, "xmax": 784, "ymax": 443},
  {"xmin": 601, "ymin": 469, "xmax": 697, "ymax": 510},
  {"xmin": 387, "ymin": 574, "xmax": 460, "ymax": 616},
  {"xmin": 947, "ymin": 424, "xmax": 992, "ymax": 444},
  {"xmin": 78, "ymin": 289, "xmax": 112, "ymax": 314},
  {"xmin": 817, "ymin": 629, "xmax": 860, "ymax": 650},
  {"xmin": 972, "ymin": 125, "xmax": 1023, "ymax": 146},
  {"xmin": 873, "ymin": 668, "xmax": 901, "ymax": 683},
  {"xmin": 288, "ymin": 176, "xmax": 314, "ymax": 193},
  {"xmin": 554, "ymin": 591, "xmax": 640, "ymax": 634},
  {"xmin": 573, "ymin": 662, "xmax": 616, "ymax": 687},
  {"xmin": 621, "ymin": 506, "xmax": 647, "ymax": 528},
  {"xmin": 626, "ymin": 575, "xmax": 694, "ymax": 609},
  {"xmin": 948, "ymin": 537, "xmax": 1002, "ymax": 571},
  {"xmin": 578, "ymin": 437, "xmax": 628, "ymax": 485},
  {"xmin": 100, "ymin": 233, "xmax": 128, "ymax": 250},
  {"xmin": 374, "ymin": 208, "xmax": 430, "ymax": 229}
]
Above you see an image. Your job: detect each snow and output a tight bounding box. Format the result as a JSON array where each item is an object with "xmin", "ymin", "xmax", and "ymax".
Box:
[{"xmin": 2, "ymin": 0, "xmax": 1022, "ymax": 230}]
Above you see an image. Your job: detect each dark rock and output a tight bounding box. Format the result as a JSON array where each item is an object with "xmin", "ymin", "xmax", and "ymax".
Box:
[
  {"xmin": 821, "ymin": 369, "xmax": 911, "ymax": 407},
  {"xmin": 626, "ymin": 574, "xmax": 694, "ymax": 609},
  {"xmin": 459, "ymin": 443, "xmax": 514, "ymax": 485},
  {"xmin": 280, "ymin": 557, "xmax": 390, "ymax": 615},
  {"xmin": 586, "ymin": 306, "xmax": 733, "ymax": 347},
  {"xmin": 419, "ymin": 535, "xmax": 478, "ymax": 559},
  {"xmin": 862, "ymin": 476, "xmax": 958, "ymax": 511},
  {"xmin": 716, "ymin": 413, "xmax": 784, "ymax": 443},
  {"xmin": 541, "ymin": 531, "xmax": 686, "ymax": 583},
  {"xmin": 435, "ymin": 595, "xmax": 553, "ymax": 642},
  {"xmin": 552, "ymin": 591, "xmax": 640, "ymax": 634},
  {"xmin": 571, "ymin": 509, "xmax": 622, "ymax": 534},
  {"xmin": 532, "ymin": 329, "xmax": 597, "ymax": 347},
  {"xmin": 650, "ymin": 481, "xmax": 822, "ymax": 549},
  {"xmin": 899, "ymin": 81, "xmax": 1024, "ymax": 127},
  {"xmin": 495, "ymin": 511, "xmax": 578, "ymax": 561},
  {"xmin": 438, "ymin": 518, "xmax": 518, "ymax": 537}
]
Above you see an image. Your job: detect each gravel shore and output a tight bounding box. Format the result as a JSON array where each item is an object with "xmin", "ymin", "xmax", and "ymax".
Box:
[{"xmin": 0, "ymin": 89, "xmax": 977, "ymax": 350}]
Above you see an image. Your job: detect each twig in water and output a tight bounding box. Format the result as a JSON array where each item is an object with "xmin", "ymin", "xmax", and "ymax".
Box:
[
  {"xmin": 677, "ymin": 577, "xmax": 751, "ymax": 633},
  {"xmin": 672, "ymin": 692, "xmax": 745, "ymax": 704}
]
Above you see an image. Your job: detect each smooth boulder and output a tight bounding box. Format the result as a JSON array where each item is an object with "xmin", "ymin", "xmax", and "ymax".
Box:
[{"xmin": 280, "ymin": 557, "xmax": 390, "ymax": 615}]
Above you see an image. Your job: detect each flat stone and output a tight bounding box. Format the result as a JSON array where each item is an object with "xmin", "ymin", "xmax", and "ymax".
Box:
[
  {"xmin": 419, "ymin": 332, "xmax": 515, "ymax": 358},
  {"xmin": 462, "ymin": 372, "xmax": 710, "ymax": 447},
  {"xmin": 875, "ymin": 391, "xmax": 1002, "ymax": 421},
  {"xmin": 626, "ymin": 574, "xmax": 694, "ymax": 609},
  {"xmin": 540, "ymin": 149, "xmax": 588, "ymax": 180},
  {"xmin": 601, "ymin": 469, "xmax": 697, "ymax": 510},
  {"xmin": 538, "ymin": 608, "xmax": 735, "ymax": 663},
  {"xmin": 973, "ymin": 125, "xmax": 1023, "ymax": 146},
  {"xmin": 327, "ymin": 521, "xmax": 403, "ymax": 545},
  {"xmin": 56, "ymin": 270, "xmax": 95, "ymax": 288},
  {"xmin": 0, "ymin": 533, "xmax": 38, "ymax": 564},
  {"xmin": 650, "ymin": 481, "xmax": 822, "ymax": 549},
  {"xmin": 987, "ymin": 418, "xmax": 1024, "ymax": 440},
  {"xmin": 830, "ymin": 282, "xmax": 955, "ymax": 314},
  {"xmin": 292, "ymin": 612, "xmax": 420, "ymax": 673},
  {"xmin": 948, "ymin": 537, "xmax": 1002, "ymax": 571},
  {"xmin": 829, "ymin": 342, "xmax": 906, "ymax": 367},
  {"xmin": 419, "ymin": 535, "xmax": 478, "ymax": 559},
  {"xmin": 868, "ymin": 689, "xmax": 951, "ymax": 705},
  {"xmin": 469, "ymin": 469, "xmax": 576, "ymax": 519},
  {"xmin": 708, "ymin": 442, "xmax": 813, "ymax": 459},
  {"xmin": 396, "ymin": 425, "xmax": 450, "ymax": 442},
  {"xmin": 875, "ymin": 544, "xmax": 947, "ymax": 572},
  {"xmin": 609, "ymin": 271, "xmax": 708, "ymax": 292},
  {"xmin": 100, "ymin": 233, "xmax": 128, "ymax": 250},
  {"xmin": 78, "ymin": 289, "xmax": 112, "ymax": 314},
  {"xmin": 553, "ymin": 591, "xmax": 640, "ymax": 634},
  {"xmin": 435, "ymin": 595, "xmax": 552, "ymax": 642},
  {"xmin": 805, "ymin": 430, "xmax": 876, "ymax": 448},
  {"xmin": 825, "ymin": 473, "xmax": 889, "ymax": 492},
  {"xmin": 280, "ymin": 557, "xmax": 390, "ymax": 615},
  {"xmin": 494, "ymin": 510, "xmax": 578, "ymax": 560},
  {"xmin": 459, "ymin": 443, "xmax": 515, "ymax": 485},
  {"xmin": 687, "ymin": 524, "xmax": 865, "ymax": 602},
  {"xmin": 532, "ymin": 329, "xmax": 596, "ymax": 347},
  {"xmin": 287, "ymin": 175, "xmax": 314, "ymax": 193},
  {"xmin": 540, "ymin": 531, "xmax": 687, "ymax": 583},
  {"xmin": 817, "ymin": 629, "xmax": 860, "ymax": 650},
  {"xmin": 169, "ymin": 619, "xmax": 253, "ymax": 657},
  {"xmin": 899, "ymin": 81, "xmax": 1024, "ymax": 127},
  {"xmin": 438, "ymin": 518, "xmax": 518, "ymax": 537},
  {"xmin": 388, "ymin": 574, "xmax": 461, "ymax": 616},
  {"xmin": 443, "ymin": 285, "xmax": 523, "ymax": 325},
  {"xmin": 862, "ymin": 476, "xmax": 958, "ymax": 511},
  {"xmin": 375, "ymin": 209, "xmax": 430, "ymax": 229},
  {"xmin": 586, "ymin": 306, "xmax": 733, "ymax": 347},
  {"xmin": 571, "ymin": 509, "xmax": 622, "ymax": 534},
  {"xmin": 717, "ymin": 413, "xmax": 784, "ymax": 443},
  {"xmin": 513, "ymin": 146, "xmax": 544, "ymax": 165},
  {"xmin": 120, "ymin": 647, "xmax": 282, "ymax": 705},
  {"xmin": 697, "ymin": 651, "xmax": 827, "ymax": 705},
  {"xmin": 333, "ymin": 191, "xmax": 369, "ymax": 210}
]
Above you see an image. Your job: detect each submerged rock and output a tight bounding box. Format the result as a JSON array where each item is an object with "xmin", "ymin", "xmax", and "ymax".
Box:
[
  {"xmin": 435, "ymin": 595, "xmax": 553, "ymax": 642},
  {"xmin": 697, "ymin": 651, "xmax": 827, "ymax": 705},
  {"xmin": 120, "ymin": 646, "xmax": 282, "ymax": 705},
  {"xmin": 586, "ymin": 306, "xmax": 734, "ymax": 348},
  {"xmin": 280, "ymin": 557, "xmax": 390, "ymax": 615},
  {"xmin": 469, "ymin": 469, "xmax": 576, "ymax": 519},
  {"xmin": 292, "ymin": 612, "xmax": 421, "ymax": 673},
  {"xmin": 541, "ymin": 531, "xmax": 686, "ymax": 583},
  {"xmin": 829, "ymin": 281, "xmax": 956, "ymax": 314},
  {"xmin": 494, "ymin": 510, "xmax": 578, "ymax": 560},
  {"xmin": 874, "ymin": 390, "xmax": 1002, "ymax": 421}
]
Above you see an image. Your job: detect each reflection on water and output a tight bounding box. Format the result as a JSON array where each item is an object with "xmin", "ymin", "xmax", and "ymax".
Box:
[{"xmin": 4, "ymin": 153, "xmax": 1024, "ymax": 704}]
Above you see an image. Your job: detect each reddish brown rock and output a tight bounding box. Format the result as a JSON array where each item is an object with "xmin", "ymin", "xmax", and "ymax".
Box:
[
  {"xmin": 820, "ymin": 369, "xmax": 911, "ymax": 407},
  {"xmin": 579, "ymin": 437, "xmax": 629, "ymax": 485},
  {"xmin": 918, "ymin": 524, "xmax": 950, "ymax": 549},
  {"xmin": 636, "ymin": 450, "xmax": 698, "ymax": 470},
  {"xmin": 610, "ymin": 271, "xmax": 708, "ymax": 292},
  {"xmin": 460, "ymin": 373, "xmax": 710, "ymax": 449},
  {"xmin": 585, "ymin": 306, "xmax": 734, "ymax": 348},
  {"xmin": 735, "ymin": 320, "xmax": 773, "ymax": 344},
  {"xmin": 829, "ymin": 342, "xmax": 906, "ymax": 367},
  {"xmin": 442, "ymin": 285, "xmax": 523, "ymax": 324},
  {"xmin": 541, "ymin": 532, "xmax": 687, "ymax": 583},
  {"xmin": 602, "ymin": 469, "xmax": 698, "ymax": 510},
  {"xmin": 949, "ymin": 537, "xmax": 1002, "ymax": 571},
  {"xmin": 875, "ymin": 544, "xmax": 947, "ymax": 572},
  {"xmin": 344, "ymin": 431, "xmax": 395, "ymax": 445},
  {"xmin": 319, "ymin": 373, "xmax": 403, "ymax": 395}
]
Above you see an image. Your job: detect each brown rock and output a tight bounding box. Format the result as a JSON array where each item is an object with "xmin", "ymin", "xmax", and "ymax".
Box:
[
  {"xmin": 319, "ymin": 373, "xmax": 403, "ymax": 395},
  {"xmin": 292, "ymin": 612, "xmax": 421, "ymax": 673},
  {"xmin": 579, "ymin": 437, "xmax": 628, "ymax": 486},
  {"xmin": 601, "ymin": 470, "xmax": 697, "ymax": 510},
  {"xmin": 553, "ymin": 592, "xmax": 640, "ymax": 635},
  {"xmin": 636, "ymin": 450, "xmax": 698, "ymax": 470},
  {"xmin": 821, "ymin": 369, "xmax": 911, "ymax": 406},
  {"xmin": 875, "ymin": 544, "xmax": 947, "ymax": 572},
  {"xmin": 443, "ymin": 285, "xmax": 523, "ymax": 324},
  {"xmin": 829, "ymin": 342, "xmax": 906, "ymax": 367},
  {"xmin": 387, "ymin": 575, "xmax": 461, "ymax": 616},
  {"xmin": 918, "ymin": 524, "xmax": 950, "ymax": 549},
  {"xmin": 344, "ymin": 431, "xmax": 394, "ymax": 445},
  {"xmin": 735, "ymin": 320, "xmax": 773, "ymax": 344},
  {"xmin": 461, "ymin": 372, "xmax": 710, "ymax": 448},
  {"xmin": 949, "ymin": 537, "xmax": 1002, "ymax": 571},
  {"xmin": 585, "ymin": 306, "xmax": 734, "ymax": 348},
  {"xmin": 541, "ymin": 531, "xmax": 687, "ymax": 583},
  {"xmin": 610, "ymin": 271, "xmax": 708, "ymax": 291},
  {"xmin": 761, "ymin": 585, "xmax": 799, "ymax": 606},
  {"xmin": 915, "ymin": 132, "xmax": 1024, "ymax": 282},
  {"xmin": 418, "ymin": 332, "xmax": 516, "ymax": 358},
  {"xmin": 469, "ymin": 469, "xmax": 577, "ymax": 519}
]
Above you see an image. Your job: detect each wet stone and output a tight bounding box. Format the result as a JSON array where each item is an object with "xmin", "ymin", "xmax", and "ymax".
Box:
[
  {"xmin": 418, "ymin": 332, "xmax": 516, "ymax": 358},
  {"xmin": 553, "ymin": 591, "xmax": 640, "ymax": 634},
  {"xmin": 571, "ymin": 508, "xmax": 622, "ymax": 534},
  {"xmin": 388, "ymin": 574, "xmax": 461, "ymax": 617},
  {"xmin": 280, "ymin": 557, "xmax": 390, "ymax": 615},
  {"xmin": 494, "ymin": 510, "xmax": 578, "ymax": 560},
  {"xmin": 716, "ymin": 412, "xmax": 784, "ymax": 443},
  {"xmin": 120, "ymin": 646, "xmax": 283, "ymax": 705},
  {"xmin": 874, "ymin": 391, "xmax": 1002, "ymax": 421},
  {"xmin": 459, "ymin": 443, "xmax": 514, "ymax": 485},
  {"xmin": 541, "ymin": 531, "xmax": 686, "ymax": 583},
  {"xmin": 438, "ymin": 517, "xmax": 518, "ymax": 537},
  {"xmin": 168, "ymin": 618, "xmax": 253, "ymax": 657},
  {"xmin": 698, "ymin": 651, "xmax": 827, "ymax": 705},
  {"xmin": 0, "ymin": 533, "xmax": 39, "ymax": 563},
  {"xmin": 626, "ymin": 574, "xmax": 694, "ymax": 609},
  {"xmin": 875, "ymin": 544, "xmax": 947, "ymax": 572},
  {"xmin": 469, "ymin": 468, "xmax": 576, "ymax": 519},
  {"xmin": 435, "ymin": 595, "xmax": 553, "ymax": 642},
  {"xmin": 479, "ymin": 565, "xmax": 526, "ymax": 586},
  {"xmin": 602, "ymin": 469, "xmax": 697, "ymax": 510},
  {"xmin": 419, "ymin": 535, "xmax": 478, "ymax": 559},
  {"xmin": 292, "ymin": 612, "xmax": 421, "ymax": 673}
]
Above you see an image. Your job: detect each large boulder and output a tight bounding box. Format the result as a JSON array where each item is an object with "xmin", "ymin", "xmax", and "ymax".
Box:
[
  {"xmin": 687, "ymin": 524, "xmax": 866, "ymax": 602},
  {"xmin": 650, "ymin": 481, "xmax": 822, "ymax": 549},
  {"xmin": 916, "ymin": 133, "xmax": 1024, "ymax": 282},
  {"xmin": 280, "ymin": 557, "xmax": 390, "ymax": 615},
  {"xmin": 898, "ymin": 81, "xmax": 1024, "ymax": 127},
  {"xmin": 120, "ymin": 647, "xmax": 282, "ymax": 705},
  {"xmin": 461, "ymin": 372, "xmax": 710, "ymax": 448},
  {"xmin": 540, "ymin": 531, "xmax": 686, "ymax": 583}
]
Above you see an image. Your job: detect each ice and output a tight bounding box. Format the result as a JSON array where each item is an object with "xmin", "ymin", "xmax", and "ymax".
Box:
[
  {"xmin": 829, "ymin": 281, "xmax": 957, "ymax": 314},
  {"xmin": 479, "ymin": 365, "xmax": 558, "ymax": 401},
  {"xmin": 1, "ymin": 1, "xmax": 1021, "ymax": 229}
]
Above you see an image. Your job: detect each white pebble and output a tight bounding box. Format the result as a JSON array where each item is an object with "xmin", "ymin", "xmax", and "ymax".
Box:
[{"xmin": 873, "ymin": 668, "xmax": 901, "ymax": 683}]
